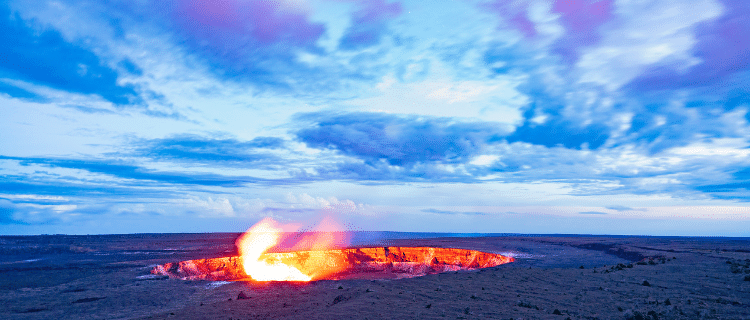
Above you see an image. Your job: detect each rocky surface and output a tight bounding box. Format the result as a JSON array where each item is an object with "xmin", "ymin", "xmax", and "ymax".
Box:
[{"xmin": 0, "ymin": 233, "xmax": 748, "ymax": 319}]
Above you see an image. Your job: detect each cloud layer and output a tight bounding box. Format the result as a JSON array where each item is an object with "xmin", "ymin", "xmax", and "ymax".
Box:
[{"xmin": 2, "ymin": 0, "xmax": 750, "ymax": 235}]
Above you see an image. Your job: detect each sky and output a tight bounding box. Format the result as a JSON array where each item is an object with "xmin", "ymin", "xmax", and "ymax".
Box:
[{"xmin": 1, "ymin": 0, "xmax": 750, "ymax": 236}]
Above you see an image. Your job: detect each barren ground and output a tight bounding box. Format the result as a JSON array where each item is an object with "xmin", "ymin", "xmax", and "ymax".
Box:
[{"xmin": 1, "ymin": 233, "xmax": 749, "ymax": 319}]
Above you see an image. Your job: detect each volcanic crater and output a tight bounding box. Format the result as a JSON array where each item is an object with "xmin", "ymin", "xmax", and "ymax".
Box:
[{"xmin": 152, "ymin": 246, "xmax": 514, "ymax": 281}]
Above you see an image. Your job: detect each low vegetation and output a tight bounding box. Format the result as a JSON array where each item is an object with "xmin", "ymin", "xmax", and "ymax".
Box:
[{"xmin": 517, "ymin": 301, "xmax": 539, "ymax": 310}]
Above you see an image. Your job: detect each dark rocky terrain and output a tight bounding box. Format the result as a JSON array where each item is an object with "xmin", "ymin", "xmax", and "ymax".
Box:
[{"xmin": 0, "ymin": 233, "xmax": 748, "ymax": 319}]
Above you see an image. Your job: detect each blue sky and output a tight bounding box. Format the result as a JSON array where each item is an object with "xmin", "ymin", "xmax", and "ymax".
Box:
[{"xmin": 2, "ymin": 0, "xmax": 750, "ymax": 236}]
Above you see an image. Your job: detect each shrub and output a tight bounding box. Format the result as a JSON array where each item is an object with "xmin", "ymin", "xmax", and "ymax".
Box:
[
  {"xmin": 517, "ymin": 302, "xmax": 539, "ymax": 310},
  {"xmin": 627, "ymin": 311, "xmax": 645, "ymax": 320}
]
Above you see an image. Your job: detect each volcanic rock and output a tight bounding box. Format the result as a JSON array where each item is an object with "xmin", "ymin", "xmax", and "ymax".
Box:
[
  {"xmin": 72, "ymin": 297, "xmax": 106, "ymax": 304},
  {"xmin": 4, "ymin": 234, "xmax": 750, "ymax": 319},
  {"xmin": 237, "ymin": 291, "xmax": 251, "ymax": 300},
  {"xmin": 330, "ymin": 294, "xmax": 350, "ymax": 306}
]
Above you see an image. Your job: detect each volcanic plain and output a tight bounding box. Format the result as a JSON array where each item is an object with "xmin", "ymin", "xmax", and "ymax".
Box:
[{"xmin": 1, "ymin": 233, "xmax": 749, "ymax": 319}]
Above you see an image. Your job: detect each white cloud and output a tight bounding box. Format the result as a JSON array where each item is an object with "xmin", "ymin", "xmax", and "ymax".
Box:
[
  {"xmin": 0, "ymin": 194, "xmax": 68, "ymax": 201},
  {"xmin": 173, "ymin": 193, "xmax": 372, "ymax": 219},
  {"xmin": 3, "ymin": 201, "xmax": 78, "ymax": 224},
  {"xmin": 527, "ymin": 0, "xmax": 565, "ymax": 44},
  {"xmin": 350, "ymin": 61, "xmax": 528, "ymax": 124},
  {"xmin": 284, "ymin": 193, "xmax": 370, "ymax": 215},
  {"xmin": 2, "ymin": 0, "xmax": 750, "ymax": 236},
  {"xmin": 576, "ymin": 0, "xmax": 723, "ymax": 91},
  {"xmin": 670, "ymin": 138, "xmax": 750, "ymax": 158},
  {"xmin": 177, "ymin": 197, "xmax": 235, "ymax": 217},
  {"xmin": 470, "ymin": 155, "xmax": 500, "ymax": 166}
]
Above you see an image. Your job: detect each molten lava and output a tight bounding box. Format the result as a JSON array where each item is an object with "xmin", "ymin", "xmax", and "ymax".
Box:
[
  {"xmin": 235, "ymin": 218, "xmax": 311, "ymax": 281},
  {"xmin": 151, "ymin": 217, "xmax": 514, "ymax": 282},
  {"xmin": 152, "ymin": 246, "xmax": 514, "ymax": 281}
]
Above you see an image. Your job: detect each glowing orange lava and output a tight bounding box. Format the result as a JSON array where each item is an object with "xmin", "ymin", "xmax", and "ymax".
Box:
[
  {"xmin": 233, "ymin": 217, "xmax": 351, "ymax": 281},
  {"xmin": 235, "ymin": 217, "xmax": 311, "ymax": 281},
  {"xmin": 151, "ymin": 217, "xmax": 514, "ymax": 282}
]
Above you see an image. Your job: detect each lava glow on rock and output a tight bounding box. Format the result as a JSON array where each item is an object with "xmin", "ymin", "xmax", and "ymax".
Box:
[
  {"xmin": 151, "ymin": 218, "xmax": 514, "ymax": 282},
  {"xmin": 152, "ymin": 246, "xmax": 514, "ymax": 281}
]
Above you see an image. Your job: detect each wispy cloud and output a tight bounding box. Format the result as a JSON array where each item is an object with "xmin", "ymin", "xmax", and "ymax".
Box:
[
  {"xmin": 627, "ymin": 0, "xmax": 750, "ymax": 90},
  {"xmin": 421, "ymin": 208, "xmax": 488, "ymax": 216},
  {"xmin": 3, "ymin": 156, "xmax": 259, "ymax": 187},
  {"xmin": 295, "ymin": 111, "xmax": 509, "ymax": 166},
  {"xmin": 579, "ymin": 211, "xmax": 608, "ymax": 215},
  {"xmin": 605, "ymin": 205, "xmax": 647, "ymax": 212},
  {"xmin": 130, "ymin": 134, "xmax": 285, "ymax": 166},
  {"xmin": 338, "ymin": 0, "xmax": 402, "ymax": 50},
  {"xmin": 0, "ymin": 5, "xmax": 139, "ymax": 105}
]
